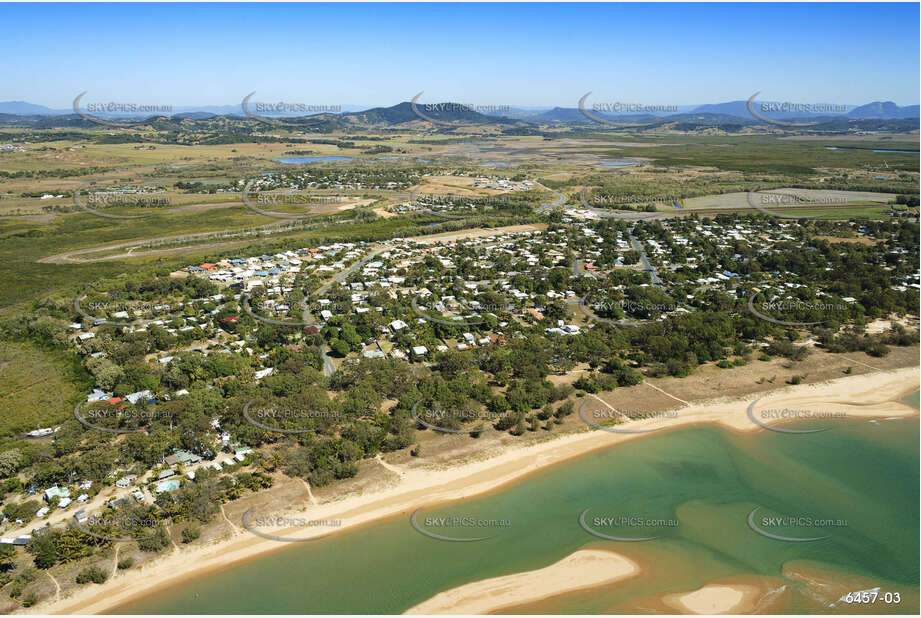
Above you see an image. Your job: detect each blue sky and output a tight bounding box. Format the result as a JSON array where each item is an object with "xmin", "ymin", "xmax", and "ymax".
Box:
[{"xmin": 2, "ymin": 2, "xmax": 918, "ymax": 108}]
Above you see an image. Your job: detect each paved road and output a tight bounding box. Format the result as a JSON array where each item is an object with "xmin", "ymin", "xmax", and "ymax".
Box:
[
  {"xmin": 315, "ymin": 246, "xmax": 388, "ymax": 297},
  {"xmin": 305, "ymin": 245, "xmax": 389, "ymax": 377},
  {"xmin": 576, "ymin": 188, "xmax": 664, "ymax": 221},
  {"xmin": 535, "ymin": 180, "xmax": 566, "ymax": 213},
  {"xmin": 628, "ymin": 229, "xmax": 664, "ymax": 288},
  {"xmin": 566, "ymin": 298, "xmax": 647, "ymax": 327}
]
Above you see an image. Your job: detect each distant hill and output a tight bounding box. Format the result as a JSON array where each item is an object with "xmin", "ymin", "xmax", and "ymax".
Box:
[
  {"xmin": 848, "ymin": 101, "xmax": 919, "ymax": 119},
  {"xmin": 0, "ymin": 98, "xmax": 916, "ymax": 132},
  {"xmin": 531, "ymin": 107, "xmax": 588, "ymax": 123},
  {"xmin": 691, "ymin": 100, "xmax": 855, "ymax": 119},
  {"xmin": 480, "ymin": 107, "xmax": 551, "ymax": 120},
  {"xmin": 533, "ymin": 107, "xmax": 589, "ymax": 123},
  {"xmin": 0, "ymin": 101, "xmax": 68, "ymax": 115},
  {"xmin": 173, "ymin": 111, "xmax": 218, "ymax": 120},
  {"xmin": 690, "ymin": 101, "xmax": 755, "ymax": 117},
  {"xmin": 339, "ymin": 101, "xmax": 520, "ymax": 126}
]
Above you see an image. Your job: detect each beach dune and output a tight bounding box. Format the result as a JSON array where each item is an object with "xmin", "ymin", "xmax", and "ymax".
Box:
[
  {"xmin": 663, "ymin": 584, "xmax": 762, "ymax": 614},
  {"xmin": 404, "ymin": 549, "xmax": 639, "ymax": 614},
  {"xmin": 25, "ymin": 367, "xmax": 919, "ymax": 615}
]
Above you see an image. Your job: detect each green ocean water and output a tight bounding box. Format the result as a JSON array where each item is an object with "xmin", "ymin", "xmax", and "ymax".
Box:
[{"xmin": 114, "ymin": 414, "xmax": 919, "ymax": 615}]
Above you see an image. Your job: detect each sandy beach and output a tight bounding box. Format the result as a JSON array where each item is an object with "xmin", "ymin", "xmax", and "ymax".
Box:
[
  {"xmin": 27, "ymin": 366, "xmax": 919, "ymax": 615},
  {"xmin": 662, "ymin": 583, "xmax": 764, "ymax": 614},
  {"xmin": 404, "ymin": 549, "xmax": 639, "ymax": 614}
]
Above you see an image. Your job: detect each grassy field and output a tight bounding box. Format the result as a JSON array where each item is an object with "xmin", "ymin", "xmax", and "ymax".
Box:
[
  {"xmin": 0, "ymin": 201, "xmax": 528, "ymax": 310},
  {"xmin": 572, "ymin": 134, "xmax": 919, "ymax": 175},
  {"xmin": 0, "ymin": 129, "xmax": 915, "ymax": 313},
  {"xmin": 0, "ymin": 342, "xmax": 88, "ymax": 437},
  {"xmin": 774, "ymin": 205, "xmax": 893, "ymax": 219}
]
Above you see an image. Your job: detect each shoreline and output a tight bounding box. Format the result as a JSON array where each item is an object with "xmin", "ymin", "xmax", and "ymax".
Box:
[
  {"xmin": 403, "ymin": 549, "xmax": 640, "ymax": 614},
  {"xmin": 662, "ymin": 582, "xmax": 767, "ymax": 614},
  {"xmin": 27, "ymin": 366, "xmax": 920, "ymax": 615}
]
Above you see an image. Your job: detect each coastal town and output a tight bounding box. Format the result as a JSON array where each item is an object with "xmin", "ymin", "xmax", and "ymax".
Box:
[
  {"xmin": 2, "ymin": 207, "xmax": 917, "ymax": 568},
  {"xmin": 0, "ymin": 2, "xmax": 918, "ymax": 612}
]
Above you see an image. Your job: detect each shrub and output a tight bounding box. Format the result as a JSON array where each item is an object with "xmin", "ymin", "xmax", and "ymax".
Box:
[
  {"xmin": 8, "ymin": 566, "xmax": 37, "ymax": 598},
  {"xmin": 136, "ymin": 525, "xmax": 170, "ymax": 553},
  {"xmin": 76, "ymin": 565, "xmax": 109, "ymax": 585},
  {"xmin": 554, "ymin": 401, "xmax": 575, "ymax": 419},
  {"xmin": 181, "ymin": 523, "xmax": 201, "ymax": 544}
]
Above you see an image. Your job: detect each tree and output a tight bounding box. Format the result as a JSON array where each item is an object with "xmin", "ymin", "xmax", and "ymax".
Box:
[
  {"xmin": 181, "ymin": 523, "xmax": 201, "ymax": 544},
  {"xmin": 136, "ymin": 525, "xmax": 170, "ymax": 553},
  {"xmin": 554, "ymin": 401, "xmax": 575, "ymax": 419},
  {"xmin": 0, "ymin": 449, "xmax": 22, "ymax": 478},
  {"xmin": 0, "ymin": 544, "xmax": 15, "ymax": 571},
  {"xmin": 26, "ymin": 530, "xmax": 58, "ymax": 569},
  {"xmin": 76, "ymin": 565, "xmax": 109, "ymax": 584},
  {"xmin": 329, "ymin": 339, "xmax": 350, "ymax": 357},
  {"xmin": 85, "ymin": 356, "xmax": 125, "ymax": 390}
]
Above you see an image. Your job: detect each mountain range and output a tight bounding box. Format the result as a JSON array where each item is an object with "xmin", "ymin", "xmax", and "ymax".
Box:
[{"xmin": 0, "ymin": 99, "xmax": 916, "ymax": 130}]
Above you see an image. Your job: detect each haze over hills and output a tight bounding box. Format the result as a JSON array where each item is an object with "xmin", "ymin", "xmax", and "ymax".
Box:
[
  {"xmin": 0, "ymin": 98, "xmax": 917, "ymax": 132},
  {"xmin": 848, "ymin": 101, "xmax": 920, "ymax": 119},
  {"xmin": 1, "ymin": 98, "xmax": 918, "ymax": 119}
]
